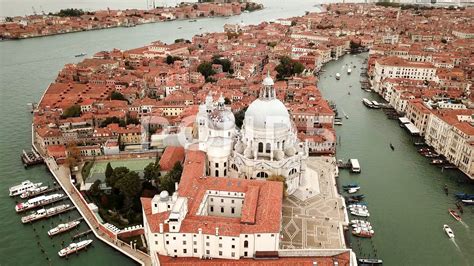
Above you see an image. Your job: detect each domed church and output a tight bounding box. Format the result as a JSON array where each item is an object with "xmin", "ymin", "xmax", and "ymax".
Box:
[{"xmin": 196, "ymin": 73, "xmax": 308, "ymax": 195}]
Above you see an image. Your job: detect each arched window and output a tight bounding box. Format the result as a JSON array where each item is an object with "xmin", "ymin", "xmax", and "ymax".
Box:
[
  {"xmin": 244, "ymin": 240, "xmax": 248, "ymax": 248},
  {"xmin": 231, "ymin": 164, "xmax": 238, "ymax": 171},
  {"xmin": 257, "ymin": 172, "xmax": 268, "ymax": 178},
  {"xmin": 289, "ymin": 168, "xmax": 297, "ymax": 176},
  {"xmin": 224, "ymin": 169, "xmax": 227, "ymax": 176},
  {"xmin": 258, "ymin": 142, "xmax": 263, "ymax": 153},
  {"xmin": 266, "ymin": 143, "xmax": 271, "ymax": 153},
  {"xmin": 215, "ymin": 170, "xmax": 219, "ymax": 177},
  {"xmin": 282, "ymin": 140, "xmax": 285, "ymax": 150}
]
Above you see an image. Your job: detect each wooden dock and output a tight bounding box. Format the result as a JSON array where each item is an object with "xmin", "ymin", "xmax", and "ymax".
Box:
[
  {"xmin": 21, "ymin": 148, "xmax": 44, "ymax": 167},
  {"xmin": 72, "ymin": 229, "xmax": 93, "ymax": 240}
]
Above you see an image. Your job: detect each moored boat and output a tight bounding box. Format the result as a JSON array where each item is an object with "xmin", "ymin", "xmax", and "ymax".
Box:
[
  {"xmin": 362, "ymin": 98, "xmax": 373, "ymax": 108},
  {"xmin": 448, "ymin": 209, "xmax": 461, "ymax": 221},
  {"xmin": 21, "ymin": 204, "xmax": 70, "ymax": 223},
  {"xmin": 9, "ymin": 180, "xmax": 42, "ymax": 197},
  {"xmin": 430, "ymin": 159, "xmax": 445, "ymax": 165},
  {"xmin": 358, "ymin": 258, "xmax": 383, "ymax": 265},
  {"xmin": 352, "ymin": 227, "xmax": 374, "ymax": 238},
  {"xmin": 347, "ymin": 68, "xmax": 352, "ymax": 74},
  {"xmin": 461, "ymin": 199, "xmax": 474, "ymax": 205},
  {"xmin": 58, "ymin": 239, "xmax": 93, "ymax": 257},
  {"xmin": 342, "ymin": 183, "xmax": 359, "ymax": 189},
  {"xmin": 335, "ymin": 73, "xmax": 341, "ymax": 80},
  {"xmin": 15, "ymin": 193, "xmax": 64, "ymax": 212},
  {"xmin": 455, "ymin": 193, "xmax": 474, "ymax": 200},
  {"xmin": 443, "ymin": 224, "xmax": 454, "ymax": 238},
  {"xmin": 20, "ymin": 185, "xmax": 48, "ymax": 199},
  {"xmin": 75, "ymin": 52, "xmax": 86, "ymax": 57},
  {"xmin": 48, "ymin": 220, "xmax": 81, "ymax": 236}
]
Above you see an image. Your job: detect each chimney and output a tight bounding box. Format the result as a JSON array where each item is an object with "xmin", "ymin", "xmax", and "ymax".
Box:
[
  {"xmin": 159, "ymin": 223, "xmax": 164, "ymax": 233},
  {"xmin": 215, "ymin": 227, "xmax": 219, "ymax": 236}
]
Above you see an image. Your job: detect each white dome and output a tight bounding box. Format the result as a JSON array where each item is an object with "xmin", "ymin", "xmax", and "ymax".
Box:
[
  {"xmin": 245, "ymin": 98, "xmax": 290, "ymax": 129},
  {"xmin": 262, "ymin": 75, "xmax": 274, "ymax": 86},
  {"xmin": 159, "ymin": 190, "xmax": 169, "ymax": 201}
]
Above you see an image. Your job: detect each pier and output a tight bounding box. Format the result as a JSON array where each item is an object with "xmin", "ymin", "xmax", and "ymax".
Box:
[
  {"xmin": 72, "ymin": 229, "xmax": 93, "ymax": 240},
  {"xmin": 42, "ymin": 156, "xmax": 152, "ymax": 266}
]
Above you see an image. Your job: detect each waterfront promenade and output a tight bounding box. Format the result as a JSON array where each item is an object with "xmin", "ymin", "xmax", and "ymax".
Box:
[{"xmin": 43, "ymin": 156, "xmax": 152, "ymax": 266}]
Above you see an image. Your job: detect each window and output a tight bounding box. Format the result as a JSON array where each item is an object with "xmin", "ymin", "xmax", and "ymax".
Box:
[
  {"xmin": 194, "ymin": 248, "xmax": 197, "ymax": 253},
  {"xmin": 224, "ymin": 169, "xmax": 227, "ymax": 176},
  {"xmin": 258, "ymin": 142, "xmax": 264, "ymax": 152},
  {"xmin": 206, "ymin": 242, "xmax": 210, "ymax": 247},
  {"xmin": 193, "ymin": 241, "xmax": 197, "ymax": 245},
  {"xmin": 155, "ymin": 241, "xmax": 158, "ymax": 245},
  {"xmin": 215, "ymin": 162, "xmax": 218, "ymax": 167},
  {"xmin": 166, "ymin": 241, "xmax": 169, "ymax": 245},
  {"xmin": 266, "ymin": 143, "xmax": 271, "ymax": 153},
  {"xmin": 231, "ymin": 207, "xmax": 235, "ymax": 214},
  {"xmin": 219, "ymin": 251, "xmax": 223, "ymax": 256},
  {"xmin": 215, "ymin": 170, "xmax": 219, "ymax": 176},
  {"xmin": 244, "ymin": 240, "xmax": 248, "ymax": 248},
  {"xmin": 231, "ymin": 252, "xmax": 235, "ymax": 257},
  {"xmin": 257, "ymin": 172, "xmax": 268, "ymax": 178},
  {"xmin": 210, "ymin": 206, "xmax": 214, "ymax": 212},
  {"xmin": 244, "ymin": 251, "xmax": 248, "ymax": 257},
  {"xmin": 206, "ymin": 250, "xmax": 210, "ymax": 255},
  {"xmin": 183, "ymin": 241, "xmax": 186, "ymax": 245},
  {"xmin": 221, "ymin": 207, "xmax": 224, "ymax": 213},
  {"xmin": 219, "ymin": 243, "xmax": 222, "ymax": 248},
  {"xmin": 173, "ymin": 237, "xmax": 176, "ymax": 240},
  {"xmin": 232, "ymin": 245, "xmax": 235, "ymax": 249},
  {"xmin": 183, "ymin": 249, "xmax": 187, "ymax": 254},
  {"xmin": 221, "ymin": 199, "xmax": 224, "ymax": 203}
]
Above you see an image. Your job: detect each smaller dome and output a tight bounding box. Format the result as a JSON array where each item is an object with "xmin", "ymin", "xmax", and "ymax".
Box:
[
  {"xmin": 159, "ymin": 191, "xmax": 169, "ymax": 201},
  {"xmin": 262, "ymin": 75, "xmax": 274, "ymax": 86}
]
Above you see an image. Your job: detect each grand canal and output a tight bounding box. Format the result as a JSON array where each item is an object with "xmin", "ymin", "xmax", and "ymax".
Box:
[
  {"xmin": 317, "ymin": 53, "xmax": 474, "ymax": 266},
  {"xmin": 0, "ymin": 0, "xmax": 473, "ymax": 265}
]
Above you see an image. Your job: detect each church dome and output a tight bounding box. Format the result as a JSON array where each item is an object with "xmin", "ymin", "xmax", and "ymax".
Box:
[
  {"xmin": 245, "ymin": 98, "xmax": 290, "ymax": 129},
  {"xmin": 262, "ymin": 75, "xmax": 274, "ymax": 86},
  {"xmin": 208, "ymin": 109, "xmax": 235, "ymax": 130}
]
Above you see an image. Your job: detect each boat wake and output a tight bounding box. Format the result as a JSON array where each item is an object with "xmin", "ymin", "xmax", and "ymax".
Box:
[
  {"xmin": 460, "ymin": 221, "xmax": 469, "ymax": 229},
  {"xmin": 450, "ymin": 238, "xmax": 461, "ymax": 251}
]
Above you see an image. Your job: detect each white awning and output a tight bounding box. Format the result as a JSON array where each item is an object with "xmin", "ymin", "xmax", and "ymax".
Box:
[
  {"xmin": 405, "ymin": 123, "xmax": 420, "ymax": 135},
  {"xmin": 399, "ymin": 117, "xmax": 410, "ymax": 124}
]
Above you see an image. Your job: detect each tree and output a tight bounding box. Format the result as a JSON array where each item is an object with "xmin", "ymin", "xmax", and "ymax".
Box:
[
  {"xmin": 105, "ymin": 162, "xmax": 114, "ymax": 180},
  {"xmin": 224, "ymin": 97, "xmax": 231, "ymax": 105},
  {"xmin": 212, "ymin": 57, "xmax": 232, "ymax": 73},
  {"xmin": 234, "ymin": 107, "xmax": 247, "ymax": 129},
  {"xmin": 166, "ymin": 55, "xmax": 181, "ymax": 65},
  {"xmin": 89, "ymin": 180, "xmax": 102, "ymax": 198},
  {"xmin": 144, "ymin": 162, "xmax": 160, "ymax": 181},
  {"xmin": 197, "ymin": 61, "xmax": 216, "ymax": 79},
  {"xmin": 115, "ymin": 171, "xmax": 141, "ymax": 199},
  {"xmin": 268, "ymin": 175, "xmax": 287, "ymax": 198},
  {"xmin": 54, "ymin": 8, "xmax": 85, "ymax": 17},
  {"xmin": 62, "ymin": 104, "xmax": 81, "ymax": 118},
  {"xmin": 65, "ymin": 143, "xmax": 81, "ymax": 168},
  {"xmin": 106, "ymin": 166, "xmax": 129, "ymax": 187},
  {"xmin": 291, "ymin": 20, "xmax": 297, "ymax": 26},
  {"xmin": 275, "ymin": 56, "xmax": 305, "ymax": 80},
  {"xmin": 110, "ymin": 91, "xmax": 127, "ymax": 101}
]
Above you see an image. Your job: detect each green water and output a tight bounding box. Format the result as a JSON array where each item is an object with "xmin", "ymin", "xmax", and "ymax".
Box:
[
  {"xmin": 0, "ymin": 1, "xmax": 321, "ymax": 265},
  {"xmin": 317, "ymin": 53, "xmax": 474, "ymax": 266}
]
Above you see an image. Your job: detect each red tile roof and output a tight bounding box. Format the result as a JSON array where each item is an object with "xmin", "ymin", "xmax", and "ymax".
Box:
[{"xmin": 159, "ymin": 146, "xmax": 185, "ymax": 171}]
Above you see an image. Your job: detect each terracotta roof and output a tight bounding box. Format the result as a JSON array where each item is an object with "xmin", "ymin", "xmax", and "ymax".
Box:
[{"xmin": 159, "ymin": 146, "xmax": 185, "ymax": 171}]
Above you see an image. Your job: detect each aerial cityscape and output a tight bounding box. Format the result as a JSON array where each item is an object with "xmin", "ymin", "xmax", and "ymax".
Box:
[{"xmin": 0, "ymin": 0, "xmax": 473, "ymax": 265}]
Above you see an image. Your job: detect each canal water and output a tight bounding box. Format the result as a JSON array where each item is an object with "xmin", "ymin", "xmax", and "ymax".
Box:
[
  {"xmin": 317, "ymin": 53, "xmax": 474, "ymax": 266},
  {"xmin": 0, "ymin": 1, "xmax": 322, "ymax": 265}
]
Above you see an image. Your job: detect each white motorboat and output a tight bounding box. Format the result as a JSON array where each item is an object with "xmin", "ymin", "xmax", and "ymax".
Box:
[
  {"xmin": 16, "ymin": 193, "xmax": 64, "ymax": 212},
  {"xmin": 21, "ymin": 204, "xmax": 70, "ymax": 223},
  {"xmin": 48, "ymin": 220, "xmax": 81, "ymax": 236},
  {"xmin": 347, "ymin": 68, "xmax": 352, "ymax": 74},
  {"xmin": 58, "ymin": 239, "xmax": 93, "ymax": 257},
  {"xmin": 20, "ymin": 185, "xmax": 48, "ymax": 199},
  {"xmin": 351, "ymin": 210, "xmax": 370, "ymax": 217},
  {"xmin": 443, "ymin": 224, "xmax": 454, "ymax": 238},
  {"xmin": 335, "ymin": 73, "xmax": 341, "ymax": 80},
  {"xmin": 347, "ymin": 187, "xmax": 359, "ymax": 194},
  {"xmin": 9, "ymin": 180, "xmax": 42, "ymax": 197}
]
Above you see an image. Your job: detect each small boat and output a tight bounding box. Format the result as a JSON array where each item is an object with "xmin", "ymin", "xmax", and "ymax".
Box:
[
  {"xmin": 75, "ymin": 53, "xmax": 86, "ymax": 57},
  {"xmin": 347, "ymin": 68, "xmax": 352, "ymax": 74},
  {"xmin": 390, "ymin": 143, "xmax": 394, "ymax": 151},
  {"xmin": 347, "ymin": 187, "xmax": 359, "ymax": 194},
  {"xmin": 351, "ymin": 211, "xmax": 370, "ymax": 217},
  {"xmin": 58, "ymin": 239, "xmax": 93, "ymax": 257},
  {"xmin": 448, "ymin": 209, "xmax": 461, "ymax": 221},
  {"xmin": 342, "ymin": 183, "xmax": 359, "ymax": 189},
  {"xmin": 454, "ymin": 193, "xmax": 474, "ymax": 200},
  {"xmin": 352, "ymin": 227, "xmax": 374, "ymax": 237},
  {"xmin": 461, "ymin": 199, "xmax": 474, "ymax": 205},
  {"xmin": 358, "ymin": 258, "xmax": 383, "ymax": 265},
  {"xmin": 15, "ymin": 193, "xmax": 64, "ymax": 212},
  {"xmin": 443, "ymin": 224, "xmax": 454, "ymax": 238},
  {"xmin": 431, "ymin": 159, "xmax": 445, "ymax": 165},
  {"xmin": 48, "ymin": 220, "xmax": 81, "ymax": 236},
  {"xmin": 178, "ymin": 26, "xmax": 182, "ymax": 29},
  {"xmin": 424, "ymin": 152, "xmax": 440, "ymax": 158},
  {"xmin": 335, "ymin": 73, "xmax": 341, "ymax": 80},
  {"xmin": 334, "ymin": 121, "xmax": 343, "ymax": 126},
  {"xmin": 348, "ymin": 91, "xmax": 351, "ymax": 95},
  {"xmin": 418, "ymin": 148, "xmax": 431, "ymax": 153},
  {"xmin": 444, "ymin": 184, "xmax": 448, "ymax": 195},
  {"xmin": 351, "ymin": 194, "xmax": 365, "ymax": 199}
]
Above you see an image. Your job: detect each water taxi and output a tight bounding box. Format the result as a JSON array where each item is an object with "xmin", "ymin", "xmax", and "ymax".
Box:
[
  {"xmin": 350, "ymin": 159, "xmax": 361, "ymax": 173},
  {"xmin": 58, "ymin": 240, "xmax": 93, "ymax": 257},
  {"xmin": 443, "ymin": 224, "xmax": 454, "ymax": 238},
  {"xmin": 9, "ymin": 180, "xmax": 42, "ymax": 197},
  {"xmin": 48, "ymin": 220, "xmax": 81, "ymax": 236}
]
